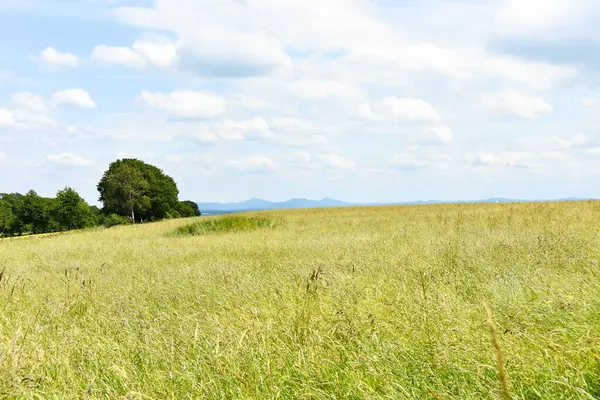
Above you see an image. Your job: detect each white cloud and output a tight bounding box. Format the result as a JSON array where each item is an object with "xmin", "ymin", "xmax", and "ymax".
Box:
[
  {"xmin": 465, "ymin": 151, "xmax": 571, "ymax": 170},
  {"xmin": 194, "ymin": 130, "xmax": 220, "ymax": 144},
  {"xmin": 481, "ymin": 90, "xmax": 553, "ymax": 118},
  {"xmin": 293, "ymin": 151, "xmax": 312, "ymax": 164},
  {"xmin": 91, "ymin": 37, "xmax": 178, "ymax": 70},
  {"xmin": 362, "ymin": 97, "xmax": 440, "ymax": 123},
  {"xmin": 37, "ymin": 47, "xmax": 79, "ymax": 70},
  {"xmin": 101, "ymin": 0, "xmax": 579, "ymax": 92},
  {"xmin": 52, "ymin": 89, "xmax": 97, "ymax": 109},
  {"xmin": 46, "ymin": 153, "xmax": 93, "ymax": 166},
  {"xmin": 189, "ymin": 116, "xmax": 333, "ymax": 147},
  {"xmin": 213, "ymin": 118, "xmax": 273, "ymax": 141},
  {"xmin": 553, "ymin": 133, "xmax": 596, "ymax": 150},
  {"xmin": 112, "ymin": 2, "xmax": 292, "ymax": 77},
  {"xmin": 132, "ymin": 37, "xmax": 178, "ymax": 68},
  {"xmin": 164, "ymin": 154, "xmax": 218, "ymax": 175},
  {"xmin": 0, "ymin": 152, "xmax": 6, "ymax": 160},
  {"xmin": 0, "ymin": 110, "xmax": 15, "ymax": 127},
  {"xmin": 11, "ymin": 92, "xmax": 49, "ymax": 115},
  {"xmin": 494, "ymin": 0, "xmax": 581, "ymax": 35},
  {"xmin": 231, "ymin": 94, "xmax": 273, "ymax": 111},
  {"xmin": 92, "ymin": 45, "xmax": 146, "ymax": 69},
  {"xmin": 1, "ymin": 93, "xmax": 57, "ymax": 130},
  {"xmin": 482, "ymin": 56, "xmax": 575, "ymax": 90},
  {"xmin": 318, "ymin": 153, "xmax": 356, "ymax": 169},
  {"xmin": 418, "ymin": 125, "xmax": 454, "ymax": 145},
  {"xmin": 139, "ymin": 90, "xmax": 226, "ymax": 119},
  {"xmin": 228, "ymin": 156, "xmax": 276, "ymax": 173}
]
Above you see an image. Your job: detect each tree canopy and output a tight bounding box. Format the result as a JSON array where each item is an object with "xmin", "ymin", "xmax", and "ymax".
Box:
[
  {"xmin": 178, "ymin": 200, "xmax": 202, "ymax": 217},
  {"xmin": 55, "ymin": 187, "xmax": 94, "ymax": 230},
  {"xmin": 1, "ymin": 158, "xmax": 201, "ymax": 238},
  {"xmin": 19, "ymin": 190, "xmax": 50, "ymax": 234},
  {"xmin": 97, "ymin": 159, "xmax": 181, "ymax": 223}
]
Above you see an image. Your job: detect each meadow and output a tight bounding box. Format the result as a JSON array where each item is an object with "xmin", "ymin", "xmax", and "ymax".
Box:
[{"xmin": 0, "ymin": 201, "xmax": 599, "ymax": 399}]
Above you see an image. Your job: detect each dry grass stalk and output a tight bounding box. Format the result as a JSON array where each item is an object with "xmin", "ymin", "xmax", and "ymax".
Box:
[{"xmin": 484, "ymin": 302, "xmax": 510, "ymax": 400}]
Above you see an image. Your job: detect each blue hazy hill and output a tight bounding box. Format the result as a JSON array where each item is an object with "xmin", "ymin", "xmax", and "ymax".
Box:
[{"xmin": 198, "ymin": 197, "xmax": 591, "ymax": 212}]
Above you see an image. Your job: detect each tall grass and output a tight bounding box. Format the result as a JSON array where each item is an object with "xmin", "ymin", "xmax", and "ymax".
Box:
[
  {"xmin": 0, "ymin": 202, "xmax": 599, "ymax": 398},
  {"xmin": 173, "ymin": 214, "xmax": 278, "ymax": 236}
]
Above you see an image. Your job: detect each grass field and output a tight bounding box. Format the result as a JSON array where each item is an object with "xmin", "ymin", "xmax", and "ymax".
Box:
[{"xmin": 1, "ymin": 202, "xmax": 600, "ymax": 399}]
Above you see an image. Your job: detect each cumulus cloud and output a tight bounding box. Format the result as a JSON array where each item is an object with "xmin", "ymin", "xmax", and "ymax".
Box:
[
  {"xmin": 494, "ymin": 0, "xmax": 582, "ymax": 36},
  {"xmin": 228, "ymin": 156, "xmax": 276, "ymax": 174},
  {"xmin": 318, "ymin": 153, "xmax": 356, "ymax": 169},
  {"xmin": 46, "ymin": 153, "xmax": 93, "ymax": 166},
  {"xmin": 418, "ymin": 125, "xmax": 454, "ymax": 145},
  {"xmin": 481, "ymin": 90, "xmax": 553, "ymax": 118},
  {"xmin": 11, "ymin": 92, "xmax": 49, "ymax": 114},
  {"xmin": 91, "ymin": 36, "xmax": 178, "ymax": 70},
  {"xmin": 36, "ymin": 47, "xmax": 79, "ymax": 70},
  {"xmin": 465, "ymin": 151, "xmax": 571, "ymax": 170},
  {"xmin": 92, "ymin": 45, "xmax": 146, "ymax": 69},
  {"xmin": 132, "ymin": 37, "xmax": 178, "ymax": 68},
  {"xmin": 139, "ymin": 90, "xmax": 226, "ymax": 119},
  {"xmin": 0, "ymin": 110, "xmax": 15, "ymax": 127},
  {"xmin": 1, "ymin": 92, "xmax": 57, "ymax": 130},
  {"xmin": 211, "ymin": 118, "xmax": 273, "ymax": 141},
  {"xmin": 361, "ymin": 97, "xmax": 440, "ymax": 123},
  {"xmin": 99, "ymin": 0, "xmax": 577, "ymax": 90},
  {"xmin": 186, "ymin": 116, "xmax": 332, "ymax": 147},
  {"xmin": 52, "ymin": 89, "xmax": 97, "ymax": 109}
]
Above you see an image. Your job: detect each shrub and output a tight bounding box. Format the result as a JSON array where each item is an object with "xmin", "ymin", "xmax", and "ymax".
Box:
[
  {"xmin": 173, "ymin": 214, "xmax": 277, "ymax": 236},
  {"xmin": 102, "ymin": 213, "xmax": 131, "ymax": 228}
]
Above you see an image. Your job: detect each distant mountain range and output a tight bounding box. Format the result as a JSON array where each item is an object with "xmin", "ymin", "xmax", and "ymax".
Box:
[
  {"xmin": 198, "ymin": 197, "xmax": 592, "ymax": 212},
  {"xmin": 199, "ymin": 198, "xmax": 350, "ymax": 212}
]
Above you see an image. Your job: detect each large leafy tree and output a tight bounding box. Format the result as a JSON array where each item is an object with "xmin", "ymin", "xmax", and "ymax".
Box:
[
  {"xmin": 0, "ymin": 198, "xmax": 15, "ymax": 236},
  {"xmin": 97, "ymin": 159, "xmax": 179, "ymax": 223},
  {"xmin": 0, "ymin": 193, "xmax": 23, "ymax": 236},
  {"xmin": 18, "ymin": 190, "xmax": 50, "ymax": 234},
  {"xmin": 98, "ymin": 162, "xmax": 150, "ymax": 223},
  {"xmin": 54, "ymin": 187, "xmax": 93, "ymax": 230}
]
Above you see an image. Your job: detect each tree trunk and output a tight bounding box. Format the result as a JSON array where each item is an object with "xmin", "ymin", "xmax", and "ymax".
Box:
[{"xmin": 131, "ymin": 206, "xmax": 135, "ymax": 224}]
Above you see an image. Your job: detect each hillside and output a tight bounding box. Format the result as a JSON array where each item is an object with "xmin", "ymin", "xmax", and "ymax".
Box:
[{"xmin": 1, "ymin": 202, "xmax": 599, "ymax": 398}]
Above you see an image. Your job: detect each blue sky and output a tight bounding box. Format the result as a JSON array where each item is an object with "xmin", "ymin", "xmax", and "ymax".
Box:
[{"xmin": 1, "ymin": 0, "xmax": 600, "ymax": 204}]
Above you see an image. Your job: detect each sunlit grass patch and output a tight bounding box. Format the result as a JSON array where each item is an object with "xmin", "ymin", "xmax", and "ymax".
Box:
[
  {"xmin": 173, "ymin": 214, "xmax": 278, "ymax": 236},
  {"xmin": 2, "ymin": 201, "xmax": 600, "ymax": 398}
]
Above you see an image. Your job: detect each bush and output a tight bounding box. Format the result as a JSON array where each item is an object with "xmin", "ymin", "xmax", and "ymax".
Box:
[
  {"xmin": 173, "ymin": 215, "xmax": 277, "ymax": 236},
  {"xmin": 102, "ymin": 213, "xmax": 131, "ymax": 228}
]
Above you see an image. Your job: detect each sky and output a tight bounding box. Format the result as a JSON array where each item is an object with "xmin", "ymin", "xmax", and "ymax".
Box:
[{"xmin": 1, "ymin": 0, "xmax": 600, "ymax": 204}]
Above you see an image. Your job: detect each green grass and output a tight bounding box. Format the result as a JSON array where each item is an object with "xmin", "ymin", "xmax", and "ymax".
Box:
[
  {"xmin": 173, "ymin": 215, "xmax": 278, "ymax": 236},
  {"xmin": 1, "ymin": 202, "xmax": 600, "ymax": 399}
]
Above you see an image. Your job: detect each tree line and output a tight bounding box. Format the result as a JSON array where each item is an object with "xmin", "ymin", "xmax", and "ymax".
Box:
[{"xmin": 0, "ymin": 158, "xmax": 200, "ymax": 237}]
